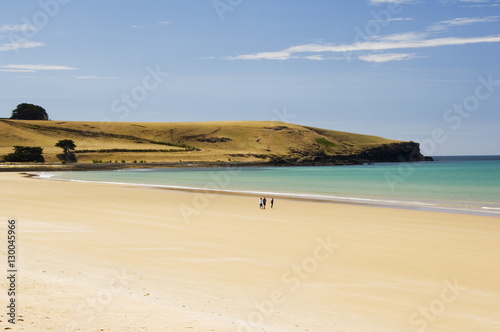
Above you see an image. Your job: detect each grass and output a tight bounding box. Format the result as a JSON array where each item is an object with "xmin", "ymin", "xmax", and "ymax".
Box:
[
  {"xmin": 315, "ymin": 137, "xmax": 337, "ymax": 148},
  {"xmin": 76, "ymin": 148, "xmax": 193, "ymax": 153},
  {"xmin": 0, "ymin": 119, "xmax": 400, "ymax": 163}
]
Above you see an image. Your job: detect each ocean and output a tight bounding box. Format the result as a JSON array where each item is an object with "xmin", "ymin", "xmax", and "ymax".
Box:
[{"xmin": 39, "ymin": 156, "xmax": 500, "ymax": 216}]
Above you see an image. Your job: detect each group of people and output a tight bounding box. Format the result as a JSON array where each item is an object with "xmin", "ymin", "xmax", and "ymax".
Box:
[{"xmin": 259, "ymin": 197, "xmax": 274, "ymax": 209}]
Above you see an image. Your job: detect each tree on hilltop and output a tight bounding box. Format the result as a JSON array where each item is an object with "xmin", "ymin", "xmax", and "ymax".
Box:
[
  {"xmin": 10, "ymin": 103, "xmax": 49, "ymax": 120},
  {"xmin": 55, "ymin": 139, "xmax": 77, "ymax": 163}
]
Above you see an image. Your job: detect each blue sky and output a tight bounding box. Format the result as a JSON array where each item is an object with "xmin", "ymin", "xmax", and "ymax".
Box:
[{"xmin": 1, "ymin": 0, "xmax": 499, "ymax": 155}]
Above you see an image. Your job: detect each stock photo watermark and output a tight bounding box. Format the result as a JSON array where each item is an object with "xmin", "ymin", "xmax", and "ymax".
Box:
[
  {"xmin": 178, "ymin": 167, "xmax": 242, "ymax": 224},
  {"xmin": 64, "ymin": 268, "xmax": 133, "ymax": 331},
  {"xmin": 271, "ymin": 106, "xmax": 296, "ymax": 124},
  {"xmin": 100, "ymin": 65, "xmax": 168, "ymax": 130},
  {"xmin": 177, "ymin": 105, "xmax": 296, "ymax": 224},
  {"xmin": 6, "ymin": 218, "xmax": 18, "ymax": 325},
  {"xmin": 424, "ymin": 74, "xmax": 499, "ymax": 155},
  {"xmin": 344, "ymin": 3, "xmax": 405, "ymax": 61},
  {"xmin": 385, "ymin": 74, "xmax": 499, "ymax": 191},
  {"xmin": 7, "ymin": 0, "xmax": 71, "ymax": 49},
  {"xmin": 408, "ymin": 278, "xmax": 466, "ymax": 332},
  {"xmin": 237, "ymin": 235, "xmax": 340, "ymax": 332},
  {"xmin": 213, "ymin": 0, "xmax": 243, "ymax": 22}
]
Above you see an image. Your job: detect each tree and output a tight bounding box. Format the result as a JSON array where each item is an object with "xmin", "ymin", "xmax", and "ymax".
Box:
[
  {"xmin": 10, "ymin": 103, "xmax": 49, "ymax": 120},
  {"xmin": 3, "ymin": 146, "xmax": 45, "ymax": 162},
  {"xmin": 55, "ymin": 139, "xmax": 76, "ymax": 155},
  {"xmin": 55, "ymin": 139, "xmax": 77, "ymax": 162}
]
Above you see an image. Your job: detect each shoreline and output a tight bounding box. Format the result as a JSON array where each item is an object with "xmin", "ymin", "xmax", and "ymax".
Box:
[
  {"xmin": 27, "ymin": 170, "xmax": 500, "ymax": 218},
  {"xmin": 0, "ymin": 172, "xmax": 499, "ymax": 331},
  {"xmin": 0, "ymin": 161, "xmax": 274, "ymax": 172},
  {"xmin": 0, "ymin": 157, "xmax": 432, "ymax": 173},
  {"xmin": 0, "ymin": 154, "xmax": 497, "ymax": 172}
]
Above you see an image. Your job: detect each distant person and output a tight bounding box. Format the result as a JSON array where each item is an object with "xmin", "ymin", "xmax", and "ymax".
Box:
[
  {"xmin": 259, "ymin": 198, "xmax": 263, "ymax": 209},
  {"xmin": 263, "ymin": 197, "xmax": 267, "ymax": 209},
  {"xmin": 270, "ymin": 198, "xmax": 274, "ymax": 208}
]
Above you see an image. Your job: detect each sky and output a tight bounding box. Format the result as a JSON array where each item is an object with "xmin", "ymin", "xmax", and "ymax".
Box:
[{"xmin": 1, "ymin": 0, "xmax": 499, "ymax": 155}]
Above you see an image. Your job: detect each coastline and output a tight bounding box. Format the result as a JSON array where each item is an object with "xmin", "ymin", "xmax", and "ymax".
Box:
[
  {"xmin": 25, "ymin": 162, "xmax": 500, "ymax": 217},
  {"xmin": 0, "ymin": 157, "xmax": 400, "ymax": 172},
  {"xmin": 0, "ymin": 161, "xmax": 275, "ymax": 172},
  {"xmin": 1, "ymin": 172, "xmax": 500, "ymax": 331}
]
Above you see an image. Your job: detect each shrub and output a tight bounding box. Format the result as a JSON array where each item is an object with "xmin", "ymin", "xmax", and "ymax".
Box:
[{"xmin": 3, "ymin": 146, "xmax": 44, "ymax": 162}]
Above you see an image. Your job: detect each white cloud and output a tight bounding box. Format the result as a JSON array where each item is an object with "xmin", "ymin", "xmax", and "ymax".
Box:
[
  {"xmin": 132, "ymin": 21, "xmax": 172, "ymax": 29},
  {"xmin": 0, "ymin": 41, "xmax": 45, "ymax": 52},
  {"xmin": 370, "ymin": 17, "xmax": 414, "ymax": 22},
  {"xmin": 456, "ymin": 0, "xmax": 489, "ymax": 2},
  {"xmin": 0, "ymin": 24, "xmax": 39, "ymax": 32},
  {"xmin": 359, "ymin": 52, "xmax": 418, "ymax": 62},
  {"xmin": 302, "ymin": 55, "xmax": 326, "ymax": 60},
  {"xmin": 441, "ymin": 0, "xmax": 500, "ymax": 6},
  {"xmin": 74, "ymin": 76, "xmax": 117, "ymax": 80},
  {"xmin": 429, "ymin": 15, "xmax": 500, "ymax": 31},
  {"xmin": 228, "ymin": 51, "xmax": 292, "ymax": 60},
  {"xmin": 223, "ymin": 12, "xmax": 500, "ymax": 63},
  {"xmin": 466, "ymin": 3, "xmax": 500, "ymax": 7},
  {"xmin": 0, "ymin": 64, "xmax": 78, "ymax": 72},
  {"xmin": 369, "ymin": 0, "xmax": 420, "ymax": 5},
  {"xmin": 22, "ymin": 76, "xmax": 54, "ymax": 79},
  {"xmin": 371, "ymin": 32, "xmax": 428, "ymax": 42},
  {"xmin": 225, "ymin": 34, "xmax": 500, "ymax": 61},
  {"xmin": 0, "ymin": 69, "xmax": 36, "ymax": 73}
]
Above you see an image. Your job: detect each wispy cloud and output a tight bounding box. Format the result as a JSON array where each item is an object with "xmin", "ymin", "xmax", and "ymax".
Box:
[
  {"xmin": 368, "ymin": 0, "xmax": 421, "ymax": 5},
  {"xmin": 370, "ymin": 17, "xmax": 414, "ymax": 22},
  {"xmin": 359, "ymin": 52, "xmax": 419, "ymax": 62},
  {"xmin": 0, "ymin": 24, "xmax": 39, "ymax": 32},
  {"xmin": 465, "ymin": 3, "xmax": 500, "ymax": 7},
  {"xmin": 0, "ymin": 64, "xmax": 78, "ymax": 72},
  {"xmin": 131, "ymin": 21, "xmax": 172, "ymax": 29},
  {"xmin": 225, "ymin": 34, "xmax": 500, "ymax": 61},
  {"xmin": 442, "ymin": 0, "xmax": 489, "ymax": 3},
  {"xmin": 303, "ymin": 55, "xmax": 327, "ymax": 60},
  {"xmin": 20, "ymin": 76, "xmax": 54, "ymax": 79},
  {"xmin": 222, "ymin": 12, "xmax": 500, "ymax": 63},
  {"xmin": 429, "ymin": 15, "xmax": 500, "ymax": 31},
  {"xmin": 74, "ymin": 75, "xmax": 117, "ymax": 80},
  {"xmin": 0, "ymin": 41, "xmax": 45, "ymax": 52},
  {"xmin": 0, "ymin": 69, "xmax": 35, "ymax": 73},
  {"xmin": 441, "ymin": 0, "xmax": 500, "ymax": 6}
]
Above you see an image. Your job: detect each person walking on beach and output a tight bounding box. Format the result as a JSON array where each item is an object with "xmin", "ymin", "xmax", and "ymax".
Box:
[
  {"xmin": 259, "ymin": 198, "xmax": 263, "ymax": 209},
  {"xmin": 270, "ymin": 198, "xmax": 274, "ymax": 208},
  {"xmin": 263, "ymin": 197, "xmax": 267, "ymax": 209}
]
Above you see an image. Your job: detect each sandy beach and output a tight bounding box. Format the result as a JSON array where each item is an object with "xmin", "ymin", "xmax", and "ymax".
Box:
[{"xmin": 0, "ymin": 172, "xmax": 499, "ymax": 332}]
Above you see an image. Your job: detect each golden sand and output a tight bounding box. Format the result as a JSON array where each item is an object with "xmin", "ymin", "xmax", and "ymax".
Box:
[{"xmin": 0, "ymin": 172, "xmax": 499, "ymax": 331}]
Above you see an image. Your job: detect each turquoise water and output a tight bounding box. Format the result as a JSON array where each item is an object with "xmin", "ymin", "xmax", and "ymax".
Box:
[{"xmin": 42, "ymin": 157, "xmax": 500, "ymax": 216}]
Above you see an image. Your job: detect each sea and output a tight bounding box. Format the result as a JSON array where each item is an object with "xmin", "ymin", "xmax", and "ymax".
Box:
[{"xmin": 37, "ymin": 155, "xmax": 500, "ymax": 216}]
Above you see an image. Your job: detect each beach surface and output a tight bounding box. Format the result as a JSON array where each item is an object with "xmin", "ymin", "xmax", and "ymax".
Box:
[{"xmin": 0, "ymin": 172, "xmax": 499, "ymax": 331}]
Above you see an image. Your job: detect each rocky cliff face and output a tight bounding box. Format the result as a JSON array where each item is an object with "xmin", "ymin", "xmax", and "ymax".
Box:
[
  {"xmin": 353, "ymin": 142, "xmax": 431, "ymax": 163},
  {"xmin": 270, "ymin": 142, "xmax": 432, "ymax": 166}
]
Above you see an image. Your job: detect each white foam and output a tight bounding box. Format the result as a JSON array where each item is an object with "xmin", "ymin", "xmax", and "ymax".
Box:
[
  {"xmin": 482, "ymin": 207, "xmax": 500, "ymax": 213},
  {"xmin": 37, "ymin": 173, "xmax": 56, "ymax": 178}
]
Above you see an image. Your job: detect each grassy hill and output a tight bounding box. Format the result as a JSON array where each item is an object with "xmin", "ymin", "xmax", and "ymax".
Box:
[{"xmin": 0, "ymin": 119, "xmax": 404, "ymax": 164}]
